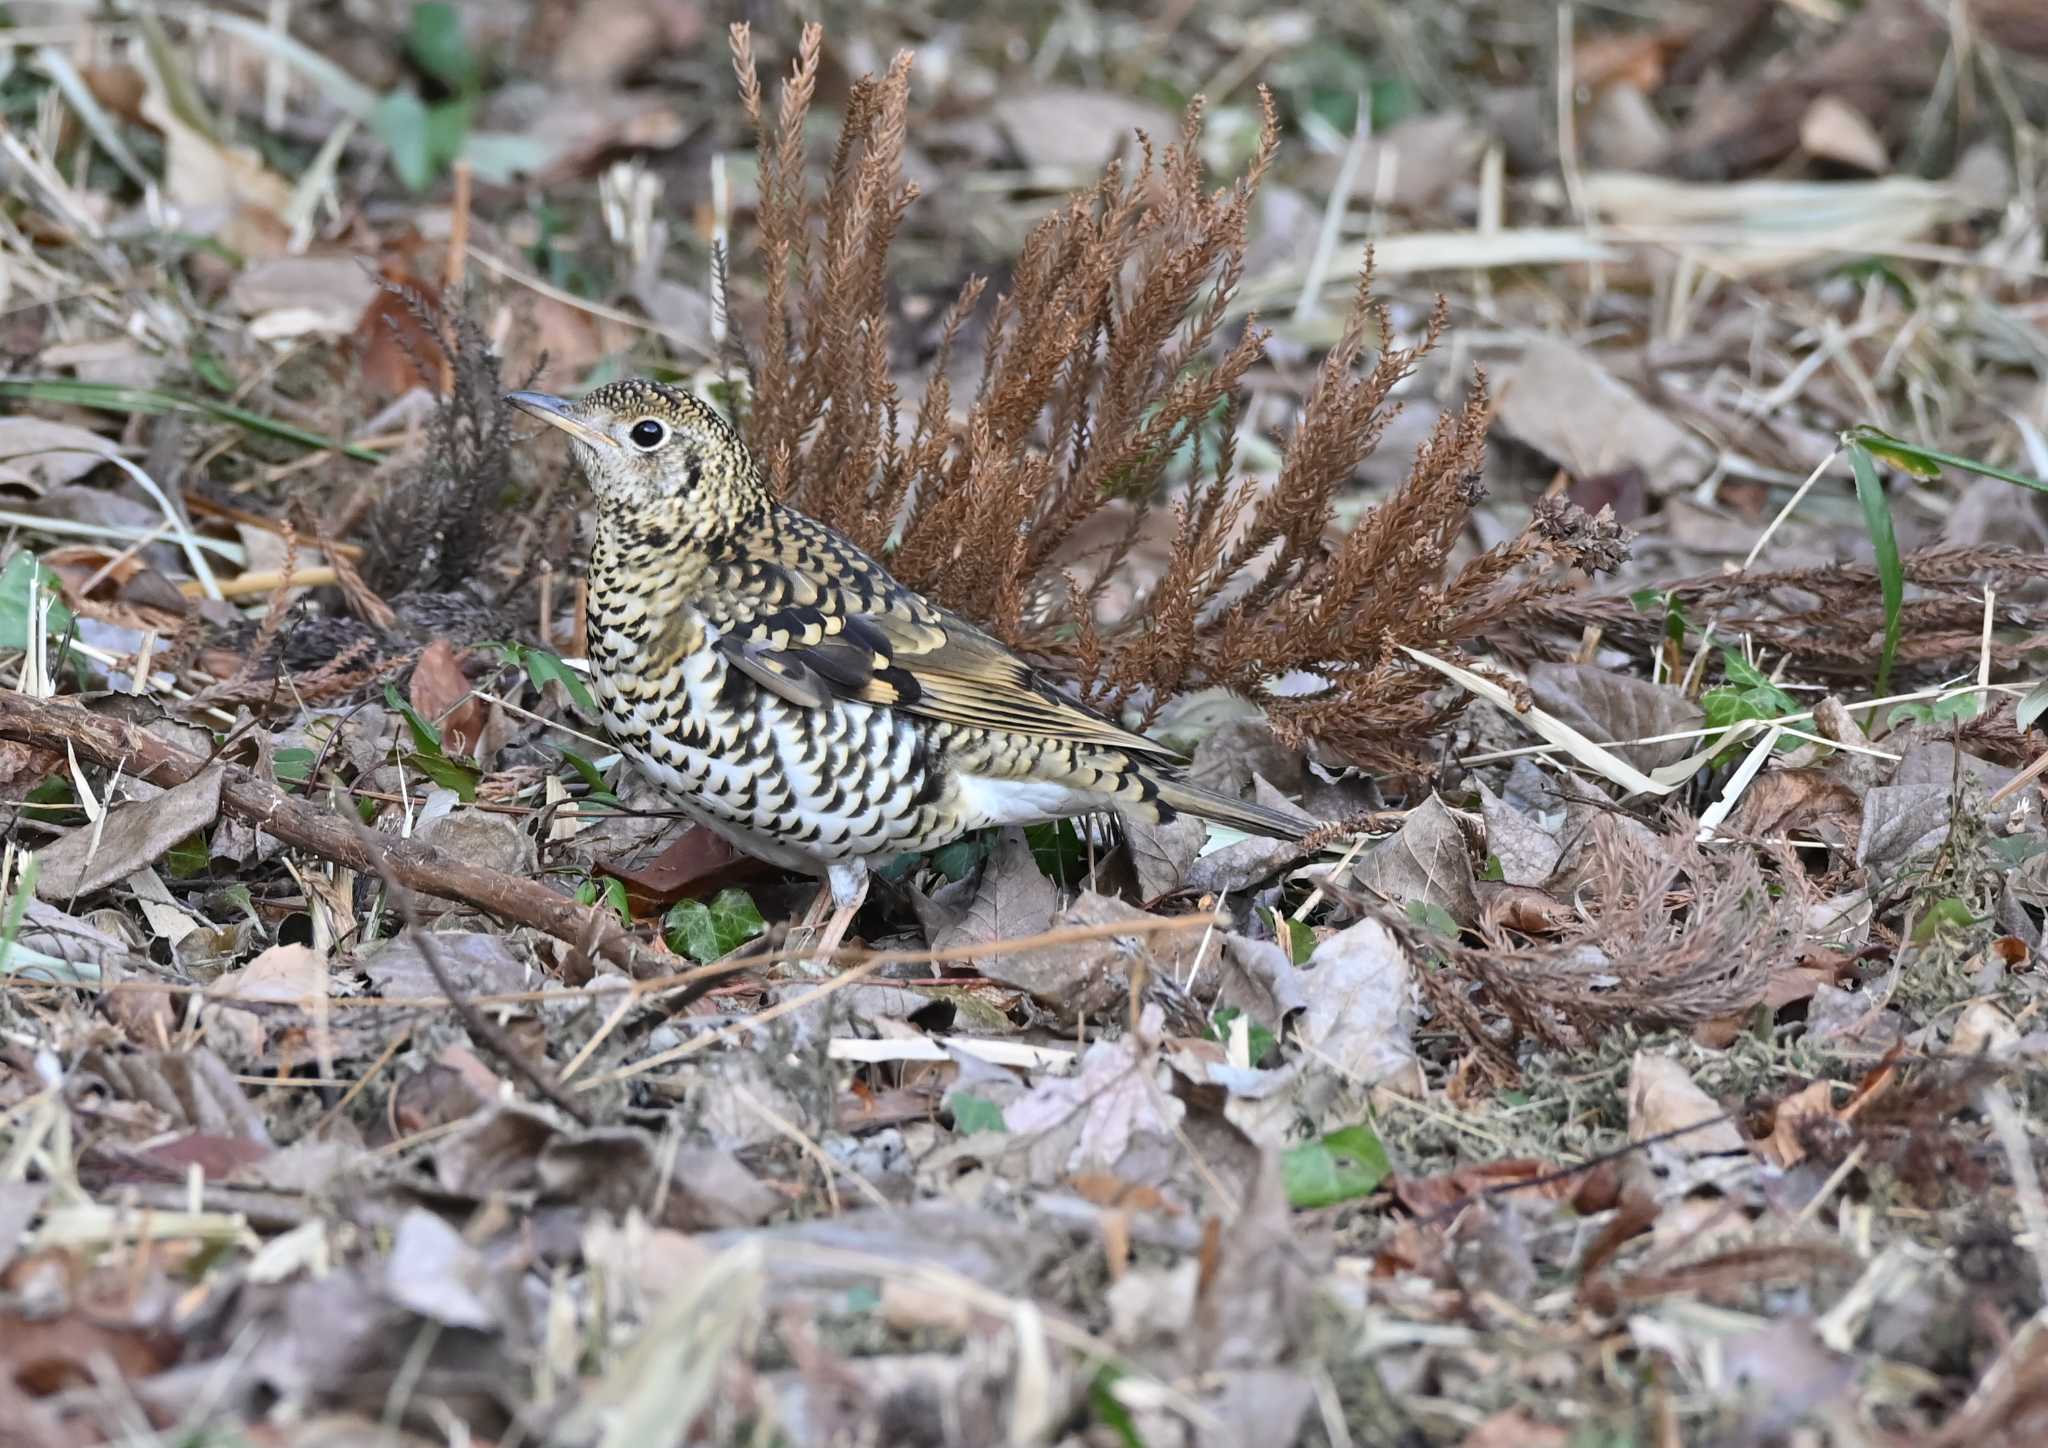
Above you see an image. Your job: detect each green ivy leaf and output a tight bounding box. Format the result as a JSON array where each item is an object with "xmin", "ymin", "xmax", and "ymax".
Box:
[
  {"xmin": 384, "ymin": 683, "xmax": 443, "ymax": 754},
  {"xmin": 949, "ymin": 1092, "xmax": 1006, "ymax": 1135},
  {"xmin": 372, "ymin": 90, "xmax": 435, "ymax": 192},
  {"xmin": 1910, "ymin": 895, "xmax": 1976, "ymax": 945},
  {"xmin": 1887, "ymin": 693, "xmax": 1982, "ymax": 730},
  {"xmin": 1026, "ymin": 818, "xmax": 1086, "ymax": 886},
  {"xmin": 404, "ymin": 750, "xmax": 478, "ymax": 802},
  {"xmin": 164, "ymin": 829, "xmax": 209, "ymax": 880},
  {"xmin": 929, "ymin": 832, "xmax": 991, "ymax": 883},
  {"xmin": 513, "ymin": 643, "xmax": 599, "ymax": 716},
  {"xmin": 273, "ymin": 747, "xmax": 316, "ymax": 785},
  {"xmin": 575, "ymin": 874, "xmax": 631, "ymax": 925},
  {"xmin": 1207, "ymin": 1006, "xmax": 1281, "ymax": 1069},
  {"xmin": 405, "ymin": 2, "xmax": 478, "ymax": 91},
  {"xmin": 0, "ymin": 551, "xmax": 74, "ymax": 654},
  {"xmin": 1406, "ymin": 900, "xmax": 1459, "ymax": 938},
  {"xmin": 1283, "ymin": 1122, "xmax": 1392, "ymax": 1208},
  {"xmin": 664, "ymin": 887, "xmax": 767, "ymax": 962},
  {"xmin": 557, "ymin": 748, "xmax": 617, "ymax": 803}
]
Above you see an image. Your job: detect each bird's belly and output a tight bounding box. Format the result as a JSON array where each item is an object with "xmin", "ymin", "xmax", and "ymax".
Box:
[{"xmin": 594, "ymin": 643, "xmax": 952, "ymax": 865}]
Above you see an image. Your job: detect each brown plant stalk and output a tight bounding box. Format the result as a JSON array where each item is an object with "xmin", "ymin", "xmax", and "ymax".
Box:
[{"xmin": 727, "ymin": 24, "xmax": 1630, "ymax": 772}]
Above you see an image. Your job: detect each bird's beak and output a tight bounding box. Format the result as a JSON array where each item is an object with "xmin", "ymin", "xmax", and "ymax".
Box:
[{"xmin": 505, "ymin": 390, "xmax": 620, "ymax": 450}]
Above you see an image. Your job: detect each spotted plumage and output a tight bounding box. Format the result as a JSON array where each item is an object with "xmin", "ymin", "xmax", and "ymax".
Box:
[{"xmin": 508, "ymin": 380, "xmax": 1311, "ymax": 950}]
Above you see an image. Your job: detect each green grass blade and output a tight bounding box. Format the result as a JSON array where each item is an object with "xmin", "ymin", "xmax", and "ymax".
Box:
[
  {"xmin": 1848, "ymin": 443, "xmax": 1903, "ymax": 694},
  {"xmin": 1845, "ymin": 424, "xmax": 2048, "ymax": 495},
  {"xmin": 0, "ymin": 379, "xmax": 383, "ymax": 463}
]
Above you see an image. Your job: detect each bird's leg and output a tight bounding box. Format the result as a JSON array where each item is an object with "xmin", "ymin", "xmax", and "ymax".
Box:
[{"xmin": 798, "ymin": 861, "xmax": 870, "ymax": 974}]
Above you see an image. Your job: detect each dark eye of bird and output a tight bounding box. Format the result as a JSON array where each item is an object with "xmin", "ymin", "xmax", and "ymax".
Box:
[{"xmin": 628, "ymin": 418, "xmax": 667, "ymax": 450}]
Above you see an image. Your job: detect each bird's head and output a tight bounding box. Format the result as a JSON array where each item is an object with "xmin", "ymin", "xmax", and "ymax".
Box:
[{"xmin": 507, "ymin": 379, "xmax": 765, "ymax": 530}]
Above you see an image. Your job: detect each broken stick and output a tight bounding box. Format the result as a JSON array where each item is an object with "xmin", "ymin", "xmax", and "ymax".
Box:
[{"xmin": 0, "ymin": 692, "xmax": 674, "ymax": 980}]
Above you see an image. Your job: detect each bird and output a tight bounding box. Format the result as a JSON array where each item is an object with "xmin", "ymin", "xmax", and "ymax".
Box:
[{"xmin": 507, "ymin": 379, "xmax": 1313, "ymax": 962}]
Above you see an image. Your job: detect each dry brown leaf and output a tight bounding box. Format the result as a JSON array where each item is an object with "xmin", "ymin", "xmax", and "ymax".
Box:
[
  {"xmin": 1726, "ymin": 767, "xmax": 1862, "ymax": 845},
  {"xmin": 1494, "ymin": 340, "xmax": 1704, "ymax": 490},
  {"xmin": 137, "ymin": 51, "xmax": 291, "ymax": 256},
  {"xmin": 1800, "ymin": 93, "xmax": 1889, "ymax": 172},
  {"xmin": 1952, "ymin": 1000, "xmax": 2020, "ymax": 1059},
  {"xmin": 0, "ymin": 416, "xmax": 117, "ymax": 490},
  {"xmin": 1003, "ymin": 1005, "xmax": 1184, "ymax": 1178},
  {"xmin": 1479, "ymin": 882, "xmax": 1575, "ymax": 935},
  {"xmin": 409, "ymin": 640, "xmax": 486, "ymax": 761},
  {"xmin": 1346, "ymin": 793, "xmax": 1479, "ymax": 925},
  {"xmin": 353, "ymin": 265, "xmax": 447, "ymax": 399},
  {"xmin": 1295, "ymin": 917, "xmax": 1424, "ymax": 1096},
  {"xmin": 1626, "ymin": 1051, "xmax": 1747, "ymax": 1156},
  {"xmin": 1764, "ymin": 1079, "xmax": 1842, "ymax": 1168},
  {"xmin": 34, "ymin": 768, "xmax": 224, "ymax": 900}
]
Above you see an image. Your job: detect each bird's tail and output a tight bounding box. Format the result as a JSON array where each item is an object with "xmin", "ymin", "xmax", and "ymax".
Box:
[{"xmin": 1153, "ymin": 778, "xmax": 1316, "ymax": 842}]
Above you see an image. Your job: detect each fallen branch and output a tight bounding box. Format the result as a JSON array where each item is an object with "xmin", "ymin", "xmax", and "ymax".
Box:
[{"xmin": 0, "ymin": 692, "xmax": 674, "ymax": 980}]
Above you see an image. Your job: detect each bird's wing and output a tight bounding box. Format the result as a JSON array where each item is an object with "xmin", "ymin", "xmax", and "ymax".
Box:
[{"xmin": 709, "ymin": 521, "xmax": 1178, "ymax": 762}]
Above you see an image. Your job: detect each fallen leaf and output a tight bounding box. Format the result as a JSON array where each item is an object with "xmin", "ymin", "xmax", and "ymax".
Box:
[
  {"xmin": 0, "ymin": 416, "xmax": 117, "ymax": 490},
  {"xmin": 0, "ymin": 1308, "xmax": 176, "ymax": 1398},
  {"xmin": 1952, "ymin": 1000, "xmax": 2019, "ymax": 1060},
  {"xmin": 1495, "ymin": 339, "xmax": 1704, "ymax": 489},
  {"xmin": 1479, "ymin": 882, "xmax": 1575, "ymax": 935},
  {"xmin": 1209, "ymin": 932, "xmax": 1308, "ymax": 1024},
  {"xmin": 1010, "ymin": 891, "xmax": 1213, "ymax": 1020},
  {"xmin": 1763, "ymin": 1079, "xmax": 1842, "ymax": 1168},
  {"xmin": 930, "ymin": 828, "xmax": 1056, "ymax": 975},
  {"xmin": 990, "ymin": 88, "xmax": 1177, "ymax": 172},
  {"xmin": 1395, "ymin": 1157, "xmax": 1618, "ymax": 1218},
  {"xmin": 1183, "ymin": 776, "xmax": 1316, "ymax": 894},
  {"xmin": 595, "ymin": 825, "xmax": 755, "ymax": 915},
  {"xmin": 227, "ymin": 253, "xmax": 382, "ymax": 336},
  {"xmin": 1477, "ymin": 780, "xmax": 1564, "ymax": 886},
  {"xmin": 34, "ymin": 767, "xmax": 224, "ymax": 900},
  {"xmin": 1726, "ymin": 767, "xmax": 1862, "ymax": 846},
  {"xmin": 137, "ymin": 45, "xmax": 291, "ymax": 255},
  {"xmin": 409, "ymin": 640, "xmax": 487, "ymax": 761},
  {"xmin": 1119, "ymin": 806, "xmax": 1209, "ymax": 900},
  {"xmin": 1527, "ymin": 663, "xmax": 1706, "ymax": 772},
  {"xmin": 1295, "ymin": 918, "xmax": 1424, "ymax": 1096},
  {"xmin": 353, "ymin": 264, "xmax": 446, "ymax": 398},
  {"xmin": 416, "ymin": 808, "xmax": 533, "ymax": 876},
  {"xmin": 385, "ymin": 1208, "xmax": 503, "ymax": 1331},
  {"xmin": 1194, "ymin": 1154, "xmax": 1317, "ymax": 1371},
  {"xmin": 1800, "ymin": 93, "xmax": 1889, "ymax": 172},
  {"xmin": 1003, "ymin": 1005, "xmax": 1183, "ymax": 1177},
  {"xmin": 1856, "ymin": 783, "xmax": 1951, "ymax": 868},
  {"xmin": 1573, "ymin": 27, "xmax": 1674, "ymax": 93},
  {"xmin": 1347, "ymin": 793, "xmax": 1479, "ymax": 926},
  {"xmin": 208, "ymin": 942, "xmax": 326, "ymax": 1005},
  {"xmin": 365, "ymin": 929, "xmax": 531, "ymax": 1002},
  {"xmin": 1626, "ymin": 1050, "xmax": 1747, "ymax": 1156}
]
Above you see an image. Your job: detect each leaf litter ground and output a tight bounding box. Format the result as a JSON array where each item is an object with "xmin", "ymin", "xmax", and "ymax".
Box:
[{"xmin": 4, "ymin": 3, "xmax": 2048, "ymax": 1445}]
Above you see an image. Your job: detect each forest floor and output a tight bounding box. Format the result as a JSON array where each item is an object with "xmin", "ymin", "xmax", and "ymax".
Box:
[{"xmin": 4, "ymin": 2, "xmax": 2048, "ymax": 1444}]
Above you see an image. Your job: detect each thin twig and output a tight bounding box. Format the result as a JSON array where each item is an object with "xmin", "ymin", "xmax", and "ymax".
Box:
[{"xmin": 0, "ymin": 691, "xmax": 679, "ymax": 982}]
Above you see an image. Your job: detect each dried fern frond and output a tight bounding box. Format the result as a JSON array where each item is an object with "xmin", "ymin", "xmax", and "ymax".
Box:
[
  {"xmin": 1425, "ymin": 816, "xmax": 1802, "ymax": 1062},
  {"xmin": 360, "ymin": 291, "xmax": 520, "ymax": 598},
  {"xmin": 728, "ymin": 25, "xmax": 1631, "ymax": 773}
]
